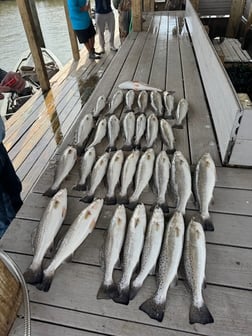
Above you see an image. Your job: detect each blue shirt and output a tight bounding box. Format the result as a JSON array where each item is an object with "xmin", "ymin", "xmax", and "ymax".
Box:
[{"xmin": 67, "ymin": 0, "xmax": 91, "ymax": 30}]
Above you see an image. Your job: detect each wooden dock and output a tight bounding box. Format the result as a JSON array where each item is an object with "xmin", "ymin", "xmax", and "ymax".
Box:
[{"xmin": 1, "ymin": 10, "xmax": 252, "ymax": 336}]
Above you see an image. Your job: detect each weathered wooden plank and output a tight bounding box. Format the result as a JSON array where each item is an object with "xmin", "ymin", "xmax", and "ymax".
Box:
[
  {"xmin": 229, "ymin": 139, "xmax": 252, "ymax": 166},
  {"xmin": 185, "ymin": 0, "xmax": 241, "ymax": 163},
  {"xmin": 6, "ymin": 254, "xmax": 252, "ymax": 336},
  {"xmin": 11, "ymin": 302, "xmax": 204, "ymax": 336},
  {"xmin": 1, "ymin": 220, "xmax": 252, "ymax": 290}
]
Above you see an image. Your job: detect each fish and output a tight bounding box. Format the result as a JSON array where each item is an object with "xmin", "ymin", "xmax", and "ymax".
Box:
[
  {"xmin": 163, "ymin": 91, "xmax": 175, "ymax": 119},
  {"xmin": 153, "ymin": 151, "xmax": 170, "ymax": 213},
  {"xmin": 121, "ymin": 111, "xmax": 136, "ymax": 151},
  {"xmin": 113, "ymin": 203, "xmax": 147, "ymax": 305},
  {"xmin": 137, "ymin": 90, "xmax": 148, "ymax": 113},
  {"xmin": 106, "ymin": 89, "xmax": 124, "ymax": 115},
  {"xmin": 37, "ymin": 199, "xmax": 104, "ymax": 292},
  {"xmin": 125, "ymin": 89, "xmax": 135, "ymax": 111},
  {"xmin": 97, "ymin": 205, "xmax": 127, "ymax": 299},
  {"xmin": 134, "ymin": 113, "xmax": 146, "ymax": 149},
  {"xmin": 150, "ymin": 91, "xmax": 163, "ymax": 117},
  {"xmin": 86, "ymin": 118, "xmax": 107, "ymax": 150},
  {"xmin": 145, "ymin": 113, "xmax": 159, "ymax": 149},
  {"xmin": 184, "ymin": 218, "xmax": 214, "ymax": 325},
  {"xmin": 139, "ymin": 211, "xmax": 184, "ymax": 322},
  {"xmin": 74, "ymin": 113, "xmax": 94, "ymax": 155},
  {"xmin": 104, "ymin": 150, "xmax": 124, "ymax": 205},
  {"xmin": 106, "ymin": 115, "xmax": 120, "ymax": 152},
  {"xmin": 93, "ymin": 95, "xmax": 106, "ymax": 118},
  {"xmin": 23, "ymin": 189, "xmax": 68, "ymax": 285},
  {"xmin": 43, "ymin": 146, "xmax": 77, "ymax": 197},
  {"xmin": 81, "ymin": 152, "xmax": 110, "ymax": 203},
  {"xmin": 130, "ymin": 206, "xmax": 164, "ymax": 300},
  {"xmin": 170, "ymin": 151, "xmax": 192, "ymax": 215},
  {"xmin": 73, "ymin": 147, "xmax": 96, "ymax": 191},
  {"xmin": 160, "ymin": 119, "xmax": 175, "ymax": 154},
  {"xmin": 173, "ymin": 98, "xmax": 189, "ymax": 129},
  {"xmin": 117, "ymin": 150, "xmax": 140, "ymax": 204},
  {"xmin": 128, "ymin": 148, "xmax": 155, "ymax": 209},
  {"xmin": 118, "ymin": 80, "xmax": 162, "ymax": 92},
  {"xmin": 194, "ymin": 153, "xmax": 216, "ymax": 231}
]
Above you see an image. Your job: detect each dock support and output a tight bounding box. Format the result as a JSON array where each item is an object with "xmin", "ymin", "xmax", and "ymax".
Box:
[
  {"xmin": 63, "ymin": 0, "xmax": 80, "ymax": 61},
  {"xmin": 226, "ymin": 0, "xmax": 246, "ymax": 38},
  {"xmin": 16, "ymin": 0, "xmax": 50, "ymax": 92},
  {"xmin": 132, "ymin": 0, "xmax": 142, "ymax": 32}
]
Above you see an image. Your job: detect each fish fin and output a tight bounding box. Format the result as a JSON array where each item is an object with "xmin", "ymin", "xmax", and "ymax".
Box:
[
  {"xmin": 36, "ymin": 273, "xmax": 54, "ymax": 292},
  {"xmin": 73, "ymin": 183, "xmax": 87, "ymax": 191},
  {"xmin": 202, "ymin": 216, "xmax": 215, "ymax": 232},
  {"xmin": 43, "ymin": 188, "xmax": 58, "ymax": 197},
  {"xmin": 165, "ymin": 148, "xmax": 176, "ymax": 155},
  {"xmin": 23, "ymin": 266, "xmax": 43, "ymax": 284},
  {"xmin": 80, "ymin": 194, "xmax": 94, "ymax": 203},
  {"xmin": 139, "ymin": 297, "xmax": 166, "ymax": 322},
  {"xmin": 116, "ymin": 194, "xmax": 129, "ymax": 205},
  {"xmin": 134, "ymin": 144, "xmax": 141, "ymax": 150},
  {"xmin": 76, "ymin": 146, "xmax": 84, "ymax": 157},
  {"xmin": 104, "ymin": 196, "xmax": 117, "ymax": 205},
  {"xmin": 97, "ymin": 282, "xmax": 118, "ymax": 300},
  {"xmin": 159, "ymin": 203, "xmax": 169, "ymax": 213},
  {"xmin": 106, "ymin": 146, "xmax": 117, "ymax": 152},
  {"xmin": 112, "ymin": 287, "xmax": 130, "ymax": 305},
  {"xmin": 121, "ymin": 144, "xmax": 133, "ymax": 151},
  {"xmin": 125, "ymin": 202, "xmax": 138, "ymax": 211},
  {"xmin": 172, "ymin": 124, "xmax": 183, "ymax": 129},
  {"xmin": 189, "ymin": 302, "xmax": 214, "ymax": 325},
  {"xmin": 129, "ymin": 284, "xmax": 141, "ymax": 300}
]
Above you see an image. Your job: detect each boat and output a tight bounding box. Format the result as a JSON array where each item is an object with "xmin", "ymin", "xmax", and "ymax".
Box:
[{"xmin": 0, "ymin": 48, "xmax": 63, "ymax": 119}]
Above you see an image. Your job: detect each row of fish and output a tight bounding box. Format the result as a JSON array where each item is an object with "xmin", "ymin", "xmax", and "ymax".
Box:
[
  {"xmin": 44, "ymin": 142, "xmax": 216, "ymax": 230},
  {"xmin": 23, "ymin": 192, "xmax": 103, "ymax": 292},
  {"xmin": 92, "ymin": 86, "xmax": 188, "ymax": 127},
  {"xmin": 97, "ymin": 204, "xmax": 214, "ymax": 325},
  {"xmin": 73, "ymin": 112, "xmax": 177, "ymax": 156}
]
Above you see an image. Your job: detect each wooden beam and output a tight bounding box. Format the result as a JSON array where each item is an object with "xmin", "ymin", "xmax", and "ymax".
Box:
[
  {"xmin": 189, "ymin": 0, "xmax": 199, "ymax": 11},
  {"xmin": 16, "ymin": 0, "xmax": 50, "ymax": 92},
  {"xmin": 63, "ymin": 0, "xmax": 80, "ymax": 61},
  {"xmin": 132, "ymin": 0, "xmax": 142, "ymax": 32},
  {"xmin": 29, "ymin": 0, "xmax": 45, "ymax": 48},
  {"xmin": 226, "ymin": 0, "xmax": 246, "ymax": 38},
  {"xmin": 245, "ymin": 3, "xmax": 252, "ymax": 32}
]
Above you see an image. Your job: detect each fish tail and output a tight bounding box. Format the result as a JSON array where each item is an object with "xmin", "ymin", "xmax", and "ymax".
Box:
[
  {"xmin": 172, "ymin": 124, "xmax": 183, "ymax": 129},
  {"xmin": 43, "ymin": 187, "xmax": 58, "ymax": 197},
  {"xmin": 164, "ymin": 113, "xmax": 173, "ymax": 120},
  {"xmin": 106, "ymin": 145, "xmax": 117, "ymax": 152},
  {"xmin": 189, "ymin": 302, "xmax": 214, "ymax": 325},
  {"xmin": 104, "ymin": 195, "xmax": 117, "ymax": 205},
  {"xmin": 202, "ymin": 216, "xmax": 215, "ymax": 231},
  {"xmin": 159, "ymin": 203, "xmax": 169, "ymax": 213},
  {"xmin": 121, "ymin": 144, "xmax": 133, "ymax": 151},
  {"xmin": 166, "ymin": 148, "xmax": 176, "ymax": 155},
  {"xmin": 23, "ymin": 266, "xmax": 43, "ymax": 284},
  {"xmin": 73, "ymin": 183, "xmax": 87, "ymax": 191},
  {"xmin": 129, "ymin": 284, "xmax": 141, "ymax": 300},
  {"xmin": 96, "ymin": 282, "xmax": 118, "ymax": 300},
  {"xmin": 76, "ymin": 146, "xmax": 84, "ymax": 157},
  {"xmin": 125, "ymin": 201, "xmax": 138, "ymax": 210},
  {"xmin": 139, "ymin": 297, "xmax": 166, "ymax": 322},
  {"xmin": 134, "ymin": 143, "xmax": 141, "ymax": 150},
  {"xmin": 36, "ymin": 273, "xmax": 54, "ymax": 292},
  {"xmin": 112, "ymin": 286, "xmax": 130, "ymax": 305},
  {"xmin": 80, "ymin": 194, "xmax": 94, "ymax": 203},
  {"xmin": 116, "ymin": 194, "xmax": 129, "ymax": 204}
]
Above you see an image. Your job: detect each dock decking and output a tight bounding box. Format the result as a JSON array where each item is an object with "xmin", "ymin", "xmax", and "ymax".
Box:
[{"xmin": 1, "ymin": 10, "xmax": 252, "ymax": 336}]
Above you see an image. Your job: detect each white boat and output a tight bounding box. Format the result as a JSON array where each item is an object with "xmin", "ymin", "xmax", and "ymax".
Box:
[{"xmin": 1, "ymin": 48, "xmax": 63, "ymax": 119}]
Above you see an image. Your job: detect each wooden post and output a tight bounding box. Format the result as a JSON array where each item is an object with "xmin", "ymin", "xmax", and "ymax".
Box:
[
  {"xmin": 226, "ymin": 0, "xmax": 246, "ymax": 38},
  {"xmin": 190, "ymin": 0, "xmax": 199, "ymax": 12},
  {"xmin": 63, "ymin": 0, "xmax": 80, "ymax": 61},
  {"xmin": 16, "ymin": 0, "xmax": 50, "ymax": 92},
  {"xmin": 245, "ymin": 3, "xmax": 252, "ymax": 33},
  {"xmin": 132, "ymin": 0, "xmax": 142, "ymax": 32},
  {"xmin": 29, "ymin": 0, "xmax": 45, "ymax": 48}
]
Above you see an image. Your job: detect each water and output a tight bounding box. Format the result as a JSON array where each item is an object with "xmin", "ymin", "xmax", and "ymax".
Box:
[{"xmin": 0, "ymin": 0, "xmax": 75, "ymax": 71}]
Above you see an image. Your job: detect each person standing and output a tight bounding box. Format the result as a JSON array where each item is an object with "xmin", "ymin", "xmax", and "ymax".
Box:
[
  {"xmin": 67, "ymin": 0, "xmax": 101, "ymax": 59},
  {"xmin": 113, "ymin": 0, "xmax": 131, "ymax": 43},
  {"xmin": 0, "ymin": 69, "xmax": 24, "ymax": 238},
  {"xmin": 95, "ymin": 0, "xmax": 118, "ymax": 53}
]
